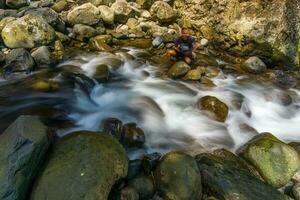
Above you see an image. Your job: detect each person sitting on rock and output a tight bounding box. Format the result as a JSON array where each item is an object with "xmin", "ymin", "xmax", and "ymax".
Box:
[{"xmin": 168, "ymin": 28, "xmax": 197, "ymax": 64}]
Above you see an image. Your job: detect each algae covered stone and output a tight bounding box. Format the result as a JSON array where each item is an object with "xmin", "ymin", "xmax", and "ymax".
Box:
[
  {"xmin": 154, "ymin": 151, "xmax": 202, "ymax": 200},
  {"xmin": 30, "ymin": 131, "xmax": 128, "ymax": 200},
  {"xmin": 0, "ymin": 116, "xmax": 51, "ymax": 200},
  {"xmin": 239, "ymin": 133, "xmax": 300, "ymax": 188},
  {"xmin": 1, "ymin": 15, "xmax": 55, "ymax": 49},
  {"xmin": 167, "ymin": 61, "xmax": 191, "ymax": 78}
]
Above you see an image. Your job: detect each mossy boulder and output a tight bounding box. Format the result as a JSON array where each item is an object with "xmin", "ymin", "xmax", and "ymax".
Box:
[
  {"xmin": 67, "ymin": 3, "xmax": 100, "ymax": 25},
  {"xmin": 1, "ymin": 15, "xmax": 55, "ymax": 49},
  {"xmin": 196, "ymin": 96, "xmax": 229, "ymax": 122},
  {"xmin": 154, "ymin": 151, "xmax": 202, "ymax": 200},
  {"xmin": 0, "ymin": 116, "xmax": 51, "ymax": 200},
  {"xmin": 239, "ymin": 133, "xmax": 300, "ymax": 188},
  {"xmin": 30, "ymin": 131, "xmax": 128, "ymax": 200},
  {"xmin": 127, "ymin": 174, "xmax": 155, "ymax": 199},
  {"xmin": 183, "ymin": 66, "xmax": 206, "ymax": 80},
  {"xmin": 167, "ymin": 61, "xmax": 191, "ymax": 79},
  {"xmin": 150, "ymin": 1, "xmax": 177, "ymax": 24},
  {"xmin": 196, "ymin": 149, "xmax": 292, "ymax": 200},
  {"xmin": 289, "ymin": 142, "xmax": 300, "ymax": 157}
]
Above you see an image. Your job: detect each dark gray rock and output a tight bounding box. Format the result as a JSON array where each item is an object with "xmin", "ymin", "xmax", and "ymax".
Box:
[
  {"xmin": 4, "ymin": 48, "xmax": 35, "ymax": 74},
  {"xmin": 0, "ymin": 115, "xmax": 51, "ymax": 200},
  {"xmin": 0, "ymin": 9, "xmax": 17, "ymax": 20}
]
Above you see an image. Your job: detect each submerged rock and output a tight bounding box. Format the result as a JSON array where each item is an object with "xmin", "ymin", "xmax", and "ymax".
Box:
[
  {"xmin": 123, "ymin": 123, "xmax": 145, "ymax": 148},
  {"xmin": 94, "ymin": 64, "xmax": 110, "ymax": 82},
  {"xmin": 154, "ymin": 151, "xmax": 202, "ymax": 200},
  {"xmin": 150, "ymin": 1, "xmax": 177, "ymax": 24},
  {"xmin": 167, "ymin": 61, "xmax": 191, "ymax": 79},
  {"xmin": 244, "ymin": 56, "xmax": 267, "ymax": 74},
  {"xmin": 196, "ymin": 96, "xmax": 229, "ymax": 122},
  {"xmin": 2, "ymin": 15, "xmax": 55, "ymax": 49},
  {"xmin": 67, "ymin": 3, "xmax": 100, "ymax": 25},
  {"xmin": 0, "ymin": 116, "xmax": 51, "ymax": 200},
  {"xmin": 31, "ymin": 131, "xmax": 128, "ymax": 200},
  {"xmin": 239, "ymin": 133, "xmax": 300, "ymax": 188},
  {"xmin": 196, "ymin": 149, "xmax": 291, "ymax": 200}
]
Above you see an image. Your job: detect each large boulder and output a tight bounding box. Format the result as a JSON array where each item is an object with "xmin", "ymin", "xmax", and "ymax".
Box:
[
  {"xmin": 67, "ymin": 3, "xmax": 100, "ymax": 25},
  {"xmin": 150, "ymin": 1, "xmax": 177, "ymax": 24},
  {"xmin": 30, "ymin": 131, "xmax": 128, "ymax": 200},
  {"xmin": 167, "ymin": 61, "xmax": 191, "ymax": 79},
  {"xmin": 1, "ymin": 15, "xmax": 55, "ymax": 49},
  {"xmin": 111, "ymin": 0, "xmax": 135, "ymax": 24},
  {"xmin": 174, "ymin": 0, "xmax": 300, "ymax": 67},
  {"xmin": 154, "ymin": 151, "xmax": 202, "ymax": 200},
  {"xmin": 239, "ymin": 133, "xmax": 300, "ymax": 188},
  {"xmin": 24, "ymin": 8, "xmax": 65, "ymax": 32},
  {"xmin": 4, "ymin": 48, "xmax": 35, "ymax": 73},
  {"xmin": 0, "ymin": 116, "xmax": 51, "ymax": 200},
  {"xmin": 196, "ymin": 149, "xmax": 291, "ymax": 200},
  {"xmin": 196, "ymin": 96, "xmax": 229, "ymax": 122}
]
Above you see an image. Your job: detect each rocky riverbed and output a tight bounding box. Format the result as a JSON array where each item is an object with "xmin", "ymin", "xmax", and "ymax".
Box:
[{"xmin": 0, "ymin": 0, "xmax": 300, "ymax": 199}]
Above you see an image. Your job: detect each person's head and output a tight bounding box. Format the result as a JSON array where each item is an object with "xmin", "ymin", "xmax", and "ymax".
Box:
[{"xmin": 181, "ymin": 28, "xmax": 190, "ymax": 39}]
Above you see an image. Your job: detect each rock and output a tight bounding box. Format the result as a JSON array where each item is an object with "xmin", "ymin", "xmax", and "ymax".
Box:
[
  {"xmin": 150, "ymin": 1, "xmax": 177, "ymax": 24},
  {"xmin": 152, "ymin": 35, "xmax": 164, "ymax": 48},
  {"xmin": 289, "ymin": 142, "xmax": 300, "ymax": 157},
  {"xmin": 271, "ymin": 70, "xmax": 298, "ymax": 89},
  {"xmin": 142, "ymin": 152, "xmax": 162, "ymax": 174},
  {"xmin": 52, "ymin": 40, "xmax": 64, "ymax": 60},
  {"xmin": 0, "ymin": 116, "xmax": 51, "ymax": 200},
  {"xmin": 55, "ymin": 31, "xmax": 70, "ymax": 43},
  {"xmin": 154, "ymin": 151, "xmax": 202, "ymax": 200},
  {"xmin": 31, "ymin": 46, "xmax": 52, "ymax": 66},
  {"xmin": 89, "ymin": 35, "xmax": 114, "ymax": 52},
  {"xmin": 0, "ymin": 51, "xmax": 5, "ymax": 63},
  {"xmin": 51, "ymin": 0, "xmax": 68, "ymax": 12},
  {"xmin": 239, "ymin": 133, "xmax": 300, "ymax": 188},
  {"xmin": 167, "ymin": 61, "xmax": 191, "ymax": 79},
  {"xmin": 2, "ymin": 15, "xmax": 55, "ymax": 49},
  {"xmin": 123, "ymin": 123, "xmax": 145, "ymax": 148},
  {"xmin": 244, "ymin": 56, "xmax": 267, "ymax": 74},
  {"xmin": 30, "ymin": 131, "xmax": 128, "ymax": 200},
  {"xmin": 196, "ymin": 149, "xmax": 292, "ymax": 200},
  {"xmin": 136, "ymin": 0, "xmax": 154, "ymax": 9},
  {"xmin": 111, "ymin": 1, "xmax": 135, "ymax": 24},
  {"xmin": 183, "ymin": 66, "xmax": 206, "ymax": 80},
  {"xmin": 102, "ymin": 117, "xmax": 123, "ymax": 139},
  {"xmin": 98, "ymin": 5, "xmax": 114, "ymax": 24},
  {"xmin": 0, "ymin": 16, "xmax": 15, "ymax": 32},
  {"xmin": 72, "ymin": 24, "xmax": 97, "ymax": 42},
  {"xmin": 293, "ymin": 182, "xmax": 300, "ymax": 200},
  {"xmin": 196, "ymin": 96, "xmax": 229, "ymax": 122},
  {"xmin": 0, "ymin": 9, "xmax": 17, "ymax": 20},
  {"xmin": 6, "ymin": 0, "xmax": 28, "ymax": 9},
  {"xmin": 200, "ymin": 38, "xmax": 209, "ymax": 47},
  {"xmin": 119, "ymin": 187, "xmax": 139, "ymax": 200},
  {"xmin": 4, "ymin": 48, "xmax": 35, "ymax": 73},
  {"xmin": 31, "ymin": 80, "xmax": 60, "ymax": 92},
  {"xmin": 93, "ymin": 64, "xmax": 110, "ymax": 82},
  {"xmin": 127, "ymin": 174, "xmax": 155, "ymax": 199},
  {"xmin": 67, "ymin": 3, "xmax": 100, "ymax": 25},
  {"xmin": 24, "ymin": 8, "xmax": 65, "ymax": 33}
]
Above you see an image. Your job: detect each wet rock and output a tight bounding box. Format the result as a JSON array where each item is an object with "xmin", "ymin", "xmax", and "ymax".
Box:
[
  {"xmin": 31, "ymin": 80, "xmax": 60, "ymax": 92},
  {"xmin": 6, "ymin": 0, "xmax": 28, "ymax": 9},
  {"xmin": 196, "ymin": 149, "xmax": 292, "ymax": 200},
  {"xmin": 31, "ymin": 131, "xmax": 128, "ymax": 200},
  {"xmin": 127, "ymin": 159, "xmax": 143, "ymax": 180},
  {"xmin": 98, "ymin": 5, "xmax": 114, "ymax": 24},
  {"xmin": 197, "ymin": 96, "xmax": 228, "ymax": 122},
  {"xmin": 167, "ymin": 61, "xmax": 191, "ymax": 79},
  {"xmin": 31, "ymin": 46, "xmax": 52, "ymax": 66},
  {"xmin": 123, "ymin": 123, "xmax": 145, "ymax": 148},
  {"xmin": 67, "ymin": 3, "xmax": 100, "ymax": 25},
  {"xmin": 119, "ymin": 187, "xmax": 139, "ymax": 200},
  {"xmin": 239, "ymin": 133, "xmax": 300, "ymax": 188},
  {"xmin": 0, "ymin": 9, "xmax": 17, "ymax": 20},
  {"xmin": 24, "ymin": 8, "xmax": 65, "ymax": 32},
  {"xmin": 2, "ymin": 15, "xmax": 55, "ymax": 49},
  {"xmin": 127, "ymin": 174, "xmax": 155, "ymax": 199},
  {"xmin": 4, "ymin": 48, "xmax": 35, "ymax": 73},
  {"xmin": 271, "ymin": 70, "xmax": 298, "ymax": 89},
  {"xmin": 152, "ymin": 35, "xmax": 164, "ymax": 48},
  {"xmin": 0, "ymin": 16, "xmax": 15, "ymax": 32},
  {"xmin": 154, "ymin": 151, "xmax": 202, "ymax": 200},
  {"xmin": 244, "ymin": 56, "xmax": 267, "ymax": 74},
  {"xmin": 293, "ymin": 182, "xmax": 300, "ymax": 200},
  {"xmin": 150, "ymin": 1, "xmax": 177, "ymax": 24},
  {"xmin": 72, "ymin": 24, "xmax": 97, "ymax": 42},
  {"xmin": 94, "ymin": 64, "xmax": 110, "ymax": 82},
  {"xmin": 142, "ymin": 152, "xmax": 162, "ymax": 174},
  {"xmin": 0, "ymin": 116, "xmax": 51, "ymax": 200},
  {"xmin": 111, "ymin": 1, "xmax": 135, "ymax": 24},
  {"xmin": 136, "ymin": 0, "xmax": 154, "ymax": 9},
  {"xmin": 183, "ymin": 66, "xmax": 206, "ymax": 81},
  {"xmin": 102, "ymin": 118, "xmax": 123, "ymax": 139},
  {"xmin": 89, "ymin": 36, "xmax": 114, "ymax": 52}
]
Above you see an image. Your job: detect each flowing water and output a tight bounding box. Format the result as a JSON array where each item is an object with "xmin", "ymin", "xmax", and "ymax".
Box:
[{"xmin": 1, "ymin": 48, "xmax": 300, "ymax": 156}]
